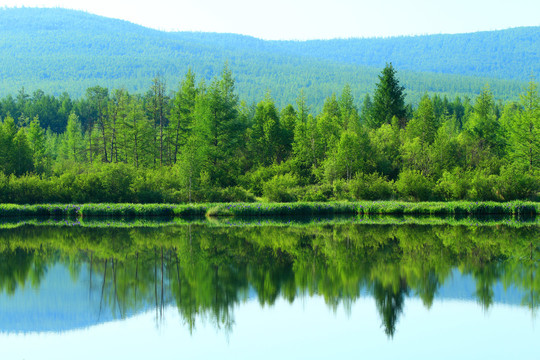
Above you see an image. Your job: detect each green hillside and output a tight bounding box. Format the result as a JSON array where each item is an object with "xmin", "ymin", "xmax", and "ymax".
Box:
[{"xmin": 0, "ymin": 8, "xmax": 536, "ymax": 108}]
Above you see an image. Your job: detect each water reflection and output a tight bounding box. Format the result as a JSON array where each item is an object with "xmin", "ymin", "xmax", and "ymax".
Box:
[{"xmin": 0, "ymin": 222, "xmax": 537, "ymax": 337}]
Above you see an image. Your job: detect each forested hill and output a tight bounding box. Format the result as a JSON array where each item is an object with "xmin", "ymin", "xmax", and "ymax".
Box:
[
  {"xmin": 0, "ymin": 8, "xmax": 537, "ymax": 108},
  {"xmin": 267, "ymin": 27, "xmax": 540, "ymax": 81}
]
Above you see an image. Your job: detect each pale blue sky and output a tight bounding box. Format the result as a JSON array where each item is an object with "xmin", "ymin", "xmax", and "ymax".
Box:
[{"xmin": 1, "ymin": 0, "xmax": 539, "ymax": 39}]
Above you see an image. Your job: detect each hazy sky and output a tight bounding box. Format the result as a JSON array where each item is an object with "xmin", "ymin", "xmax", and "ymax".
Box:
[{"xmin": 1, "ymin": 0, "xmax": 539, "ymax": 39}]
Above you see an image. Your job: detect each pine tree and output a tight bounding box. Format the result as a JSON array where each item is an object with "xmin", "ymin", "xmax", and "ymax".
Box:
[{"xmin": 369, "ymin": 63, "xmax": 406, "ymax": 129}]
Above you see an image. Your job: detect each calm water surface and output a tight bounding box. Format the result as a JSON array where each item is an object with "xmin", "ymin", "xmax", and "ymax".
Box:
[{"xmin": 0, "ymin": 220, "xmax": 538, "ymax": 359}]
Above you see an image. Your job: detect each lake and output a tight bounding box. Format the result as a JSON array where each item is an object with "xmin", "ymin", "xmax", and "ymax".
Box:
[{"xmin": 0, "ymin": 217, "xmax": 538, "ymax": 359}]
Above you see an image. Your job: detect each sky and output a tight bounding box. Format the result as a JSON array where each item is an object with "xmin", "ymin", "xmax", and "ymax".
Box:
[{"xmin": 1, "ymin": 0, "xmax": 539, "ymax": 40}]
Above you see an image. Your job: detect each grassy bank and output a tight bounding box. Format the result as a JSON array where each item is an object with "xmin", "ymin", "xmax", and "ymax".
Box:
[{"xmin": 0, "ymin": 201, "xmax": 538, "ymax": 218}]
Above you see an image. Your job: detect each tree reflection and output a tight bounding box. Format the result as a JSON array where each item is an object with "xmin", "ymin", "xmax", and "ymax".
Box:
[{"xmin": 0, "ymin": 222, "xmax": 537, "ymax": 337}]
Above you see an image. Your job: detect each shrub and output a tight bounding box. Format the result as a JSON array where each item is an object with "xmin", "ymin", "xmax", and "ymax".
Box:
[
  {"xmin": 466, "ymin": 170, "xmax": 498, "ymax": 201},
  {"xmin": 496, "ymin": 165, "xmax": 539, "ymax": 201},
  {"xmin": 220, "ymin": 186, "xmax": 256, "ymax": 202},
  {"xmin": 395, "ymin": 169, "xmax": 434, "ymax": 201},
  {"xmin": 435, "ymin": 168, "xmax": 471, "ymax": 200},
  {"xmin": 300, "ymin": 184, "xmax": 332, "ymax": 202},
  {"xmin": 100, "ymin": 163, "xmax": 135, "ymax": 202},
  {"xmin": 262, "ymin": 173, "xmax": 298, "ymax": 202},
  {"xmin": 350, "ymin": 172, "xmax": 394, "ymax": 200},
  {"xmin": 7, "ymin": 174, "xmax": 50, "ymax": 204},
  {"xmin": 130, "ymin": 170, "xmax": 165, "ymax": 203},
  {"xmin": 332, "ymin": 179, "xmax": 351, "ymax": 200}
]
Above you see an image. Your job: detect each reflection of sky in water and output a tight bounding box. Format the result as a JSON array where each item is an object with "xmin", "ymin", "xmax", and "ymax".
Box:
[
  {"xmin": 0, "ymin": 264, "xmax": 139, "ymax": 333},
  {"xmin": 1, "ymin": 298, "xmax": 537, "ymax": 360},
  {"xmin": 0, "ymin": 259, "xmax": 538, "ymax": 360}
]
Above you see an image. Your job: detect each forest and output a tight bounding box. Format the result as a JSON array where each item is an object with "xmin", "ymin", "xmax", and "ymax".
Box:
[
  {"xmin": 0, "ymin": 64, "xmax": 538, "ymax": 204},
  {"xmin": 0, "ymin": 8, "xmax": 535, "ymax": 108}
]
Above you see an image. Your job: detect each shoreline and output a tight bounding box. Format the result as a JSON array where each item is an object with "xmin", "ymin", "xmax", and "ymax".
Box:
[{"xmin": 0, "ymin": 201, "xmax": 538, "ymax": 218}]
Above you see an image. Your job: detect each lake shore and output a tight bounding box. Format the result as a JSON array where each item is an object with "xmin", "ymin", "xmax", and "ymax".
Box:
[{"xmin": 0, "ymin": 201, "xmax": 538, "ymax": 218}]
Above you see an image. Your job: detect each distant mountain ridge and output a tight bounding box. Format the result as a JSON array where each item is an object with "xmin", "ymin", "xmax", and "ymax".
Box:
[{"xmin": 0, "ymin": 8, "xmax": 537, "ymax": 108}]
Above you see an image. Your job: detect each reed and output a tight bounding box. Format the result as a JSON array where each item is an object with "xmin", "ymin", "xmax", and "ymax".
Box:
[{"xmin": 0, "ymin": 201, "xmax": 537, "ymax": 218}]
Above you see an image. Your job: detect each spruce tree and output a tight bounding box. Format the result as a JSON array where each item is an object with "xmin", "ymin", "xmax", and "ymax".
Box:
[{"xmin": 369, "ymin": 63, "xmax": 406, "ymax": 129}]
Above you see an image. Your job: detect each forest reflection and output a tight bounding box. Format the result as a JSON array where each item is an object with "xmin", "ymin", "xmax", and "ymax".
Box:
[{"xmin": 0, "ymin": 222, "xmax": 538, "ymax": 337}]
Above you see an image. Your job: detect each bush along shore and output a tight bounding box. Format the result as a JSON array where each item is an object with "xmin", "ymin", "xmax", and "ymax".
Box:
[{"xmin": 0, "ymin": 201, "xmax": 538, "ymax": 218}]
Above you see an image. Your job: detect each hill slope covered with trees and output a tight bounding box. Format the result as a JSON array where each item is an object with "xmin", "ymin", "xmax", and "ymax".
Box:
[{"xmin": 0, "ymin": 8, "xmax": 537, "ymax": 108}]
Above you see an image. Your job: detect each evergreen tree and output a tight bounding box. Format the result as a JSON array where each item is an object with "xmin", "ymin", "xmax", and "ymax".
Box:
[
  {"xmin": 64, "ymin": 112, "xmax": 85, "ymax": 163},
  {"xmin": 13, "ymin": 128, "xmax": 34, "ymax": 176},
  {"xmin": 360, "ymin": 93, "xmax": 373, "ymax": 126},
  {"xmin": 466, "ymin": 86, "xmax": 503, "ymax": 156},
  {"xmin": 279, "ymin": 104, "xmax": 296, "ymax": 161},
  {"xmin": 339, "ymin": 84, "xmax": 360, "ymax": 133},
  {"xmin": 199, "ymin": 65, "xmax": 241, "ymax": 186},
  {"xmin": 0, "ymin": 115, "xmax": 18, "ymax": 174},
  {"xmin": 85, "ymin": 86, "xmax": 109, "ymax": 163},
  {"xmin": 406, "ymin": 94, "xmax": 437, "ymax": 145},
  {"xmin": 27, "ymin": 116, "xmax": 47, "ymax": 173},
  {"xmin": 317, "ymin": 93, "xmax": 342, "ymax": 156},
  {"xmin": 369, "ymin": 63, "xmax": 406, "ymax": 129},
  {"xmin": 249, "ymin": 95, "xmax": 281, "ymax": 166},
  {"xmin": 170, "ymin": 69, "xmax": 197, "ymax": 164},
  {"xmin": 149, "ymin": 75, "xmax": 168, "ymax": 166},
  {"xmin": 509, "ymin": 80, "xmax": 540, "ymax": 172}
]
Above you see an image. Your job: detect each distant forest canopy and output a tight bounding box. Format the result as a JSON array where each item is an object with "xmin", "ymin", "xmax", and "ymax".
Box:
[
  {"xmin": 0, "ymin": 8, "xmax": 537, "ymax": 109},
  {"xmin": 0, "ymin": 63, "xmax": 538, "ymax": 204}
]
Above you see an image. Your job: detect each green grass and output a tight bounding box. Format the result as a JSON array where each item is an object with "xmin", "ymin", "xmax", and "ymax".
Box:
[
  {"xmin": 0, "ymin": 201, "xmax": 538, "ymax": 218},
  {"xmin": 205, "ymin": 201, "xmax": 539, "ymax": 217}
]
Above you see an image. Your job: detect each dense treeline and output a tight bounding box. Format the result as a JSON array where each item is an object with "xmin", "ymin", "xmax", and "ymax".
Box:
[
  {"xmin": 0, "ymin": 8, "xmax": 532, "ymax": 107},
  {"xmin": 0, "ymin": 64, "xmax": 538, "ymax": 204}
]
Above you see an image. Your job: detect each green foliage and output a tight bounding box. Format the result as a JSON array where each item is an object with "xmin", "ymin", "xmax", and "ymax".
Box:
[
  {"xmin": 262, "ymin": 174, "xmax": 299, "ymax": 202},
  {"xmin": 0, "ymin": 57, "xmax": 537, "ymax": 204},
  {"xmin": 300, "ymin": 184, "xmax": 333, "ymax": 202},
  {"xmin": 395, "ymin": 169, "xmax": 435, "ymax": 201},
  {"xmin": 349, "ymin": 173, "xmax": 395, "ymax": 200},
  {"xmin": 219, "ymin": 187, "xmax": 256, "ymax": 203},
  {"xmin": 406, "ymin": 94, "xmax": 438, "ymax": 145},
  {"xmin": 435, "ymin": 168, "xmax": 472, "ymax": 200},
  {"xmin": 26, "ymin": 116, "xmax": 46, "ymax": 173},
  {"xmin": 369, "ymin": 63, "xmax": 407, "ymax": 128},
  {"xmin": 507, "ymin": 80, "xmax": 540, "ymax": 172},
  {"xmin": 496, "ymin": 165, "xmax": 539, "ymax": 201},
  {"xmin": 325, "ymin": 129, "xmax": 372, "ymax": 181}
]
